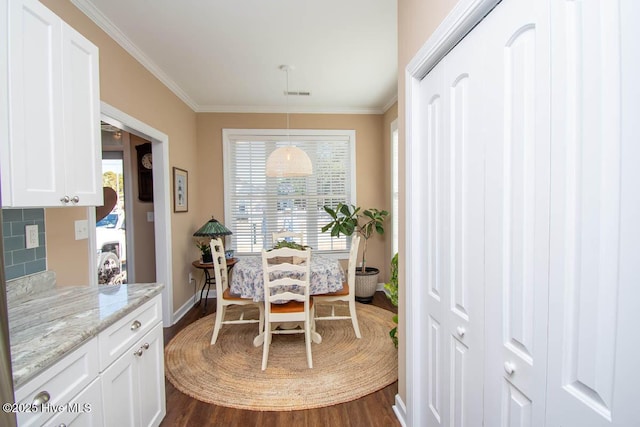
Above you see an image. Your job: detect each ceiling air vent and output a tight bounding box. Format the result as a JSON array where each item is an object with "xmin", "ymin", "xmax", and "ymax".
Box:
[{"xmin": 284, "ymin": 90, "xmax": 311, "ymax": 96}]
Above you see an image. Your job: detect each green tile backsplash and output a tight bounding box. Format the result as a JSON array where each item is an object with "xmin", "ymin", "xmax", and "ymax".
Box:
[{"xmin": 2, "ymin": 208, "xmax": 46, "ymax": 280}]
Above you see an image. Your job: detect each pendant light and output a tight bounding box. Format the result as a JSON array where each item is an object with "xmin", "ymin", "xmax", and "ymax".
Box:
[{"xmin": 266, "ymin": 65, "xmax": 313, "ymax": 177}]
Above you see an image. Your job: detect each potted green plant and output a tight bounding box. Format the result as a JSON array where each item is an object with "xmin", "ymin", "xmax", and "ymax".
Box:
[
  {"xmin": 384, "ymin": 253, "xmax": 399, "ymax": 348},
  {"xmin": 195, "ymin": 239, "xmax": 213, "ymax": 263},
  {"xmin": 322, "ymin": 203, "xmax": 389, "ymax": 303}
]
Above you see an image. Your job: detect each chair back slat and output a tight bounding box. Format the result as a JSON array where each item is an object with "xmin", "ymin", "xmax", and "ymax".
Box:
[
  {"xmin": 262, "ymin": 247, "xmax": 311, "ymax": 309},
  {"xmin": 210, "ymin": 237, "xmax": 229, "ymax": 295}
]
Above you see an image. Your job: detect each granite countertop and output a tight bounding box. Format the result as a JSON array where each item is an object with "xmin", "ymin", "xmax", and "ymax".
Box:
[{"xmin": 8, "ymin": 282, "xmax": 164, "ymax": 389}]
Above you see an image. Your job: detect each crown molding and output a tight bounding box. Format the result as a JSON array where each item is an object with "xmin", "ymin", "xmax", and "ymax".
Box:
[
  {"xmin": 71, "ymin": 0, "xmax": 199, "ymax": 111},
  {"xmin": 382, "ymin": 94, "xmax": 399, "ymax": 113},
  {"xmin": 196, "ymin": 104, "xmax": 385, "ymax": 115},
  {"xmin": 71, "ymin": 0, "xmax": 397, "ymax": 116}
]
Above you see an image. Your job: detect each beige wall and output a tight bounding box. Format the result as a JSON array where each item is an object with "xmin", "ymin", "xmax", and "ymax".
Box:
[
  {"xmin": 45, "ymin": 206, "xmax": 90, "ymax": 286},
  {"xmin": 397, "ymin": 0, "xmax": 459, "ymax": 404},
  {"xmin": 40, "ymin": 0, "xmax": 199, "ymax": 313},
  {"xmin": 195, "ymin": 112, "xmax": 390, "ymax": 282}
]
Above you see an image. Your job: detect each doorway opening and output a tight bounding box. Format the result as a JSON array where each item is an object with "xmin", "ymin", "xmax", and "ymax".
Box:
[{"xmin": 97, "ymin": 149, "xmax": 128, "ymax": 284}]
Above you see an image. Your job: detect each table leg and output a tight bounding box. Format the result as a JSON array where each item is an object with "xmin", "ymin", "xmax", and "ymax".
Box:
[{"xmin": 202, "ymin": 269, "xmax": 213, "ymax": 314}]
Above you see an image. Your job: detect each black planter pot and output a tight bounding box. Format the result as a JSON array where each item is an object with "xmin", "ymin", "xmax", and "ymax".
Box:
[
  {"xmin": 202, "ymin": 252, "xmax": 213, "ymax": 263},
  {"xmin": 354, "ymin": 267, "xmax": 380, "ymax": 304}
]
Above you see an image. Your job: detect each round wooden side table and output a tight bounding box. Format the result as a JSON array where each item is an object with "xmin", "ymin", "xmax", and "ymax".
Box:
[{"xmin": 191, "ymin": 257, "xmax": 238, "ymax": 313}]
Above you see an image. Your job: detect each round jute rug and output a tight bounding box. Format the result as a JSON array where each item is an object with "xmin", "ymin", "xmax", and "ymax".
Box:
[{"xmin": 164, "ymin": 303, "xmax": 398, "ymax": 411}]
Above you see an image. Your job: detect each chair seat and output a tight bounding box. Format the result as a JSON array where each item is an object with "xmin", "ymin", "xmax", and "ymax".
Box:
[
  {"xmin": 222, "ymin": 288, "xmax": 250, "ymax": 301},
  {"xmin": 270, "ymin": 298, "xmax": 314, "ymax": 314},
  {"xmin": 315, "ymin": 282, "xmax": 350, "ymax": 297}
]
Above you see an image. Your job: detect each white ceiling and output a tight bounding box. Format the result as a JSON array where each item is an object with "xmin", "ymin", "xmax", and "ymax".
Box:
[{"xmin": 72, "ymin": 0, "xmax": 398, "ymax": 114}]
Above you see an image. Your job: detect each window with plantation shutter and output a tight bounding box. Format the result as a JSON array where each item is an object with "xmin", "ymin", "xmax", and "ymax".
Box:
[{"xmin": 223, "ymin": 129, "xmax": 356, "ymax": 256}]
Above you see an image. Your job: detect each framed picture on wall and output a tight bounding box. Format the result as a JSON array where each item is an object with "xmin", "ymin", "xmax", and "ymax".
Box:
[{"xmin": 173, "ymin": 167, "xmax": 188, "ymax": 212}]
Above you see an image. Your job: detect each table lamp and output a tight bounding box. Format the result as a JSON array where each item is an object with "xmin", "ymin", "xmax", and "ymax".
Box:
[{"xmin": 193, "ymin": 217, "xmax": 232, "ymax": 263}]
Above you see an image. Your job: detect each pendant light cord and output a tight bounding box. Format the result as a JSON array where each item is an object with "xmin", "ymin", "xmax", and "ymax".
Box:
[{"xmin": 285, "ymin": 67, "xmax": 290, "ymax": 142}]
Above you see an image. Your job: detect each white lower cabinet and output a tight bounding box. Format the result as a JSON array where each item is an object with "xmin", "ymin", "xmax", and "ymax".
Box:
[
  {"xmin": 45, "ymin": 378, "xmax": 104, "ymax": 427},
  {"xmin": 101, "ymin": 322, "xmax": 165, "ymax": 427},
  {"xmin": 13, "ymin": 295, "xmax": 166, "ymax": 426},
  {"xmin": 14, "ymin": 338, "xmax": 99, "ymax": 427}
]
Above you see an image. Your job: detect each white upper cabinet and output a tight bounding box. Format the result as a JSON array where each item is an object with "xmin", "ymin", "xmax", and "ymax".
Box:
[{"xmin": 1, "ymin": 0, "xmax": 102, "ymax": 207}]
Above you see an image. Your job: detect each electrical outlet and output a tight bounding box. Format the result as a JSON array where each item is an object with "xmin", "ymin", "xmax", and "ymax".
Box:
[
  {"xmin": 74, "ymin": 220, "xmax": 89, "ymax": 240},
  {"xmin": 188, "ymin": 273, "xmax": 193, "ymax": 283},
  {"xmin": 25, "ymin": 225, "xmax": 39, "ymax": 249}
]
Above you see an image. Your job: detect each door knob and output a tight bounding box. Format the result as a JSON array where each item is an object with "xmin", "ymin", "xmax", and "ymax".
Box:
[
  {"xmin": 504, "ymin": 361, "xmax": 516, "ymax": 376},
  {"xmin": 456, "ymin": 326, "xmax": 465, "ymax": 337}
]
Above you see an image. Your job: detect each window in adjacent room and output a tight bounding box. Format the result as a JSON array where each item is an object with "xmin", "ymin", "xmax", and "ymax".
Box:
[{"xmin": 391, "ymin": 119, "xmax": 399, "ymax": 255}]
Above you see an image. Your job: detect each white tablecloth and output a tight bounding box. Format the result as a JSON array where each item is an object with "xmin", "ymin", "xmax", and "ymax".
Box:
[{"xmin": 230, "ymin": 254, "xmax": 345, "ymax": 302}]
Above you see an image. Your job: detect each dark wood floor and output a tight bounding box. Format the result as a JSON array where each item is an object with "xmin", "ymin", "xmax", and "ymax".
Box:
[{"xmin": 160, "ymin": 292, "xmax": 401, "ymax": 427}]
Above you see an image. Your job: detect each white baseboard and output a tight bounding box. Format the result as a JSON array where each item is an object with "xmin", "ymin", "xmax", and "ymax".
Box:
[
  {"xmin": 172, "ymin": 293, "xmax": 196, "ymax": 324},
  {"xmin": 172, "ymin": 289, "xmax": 218, "ymax": 325},
  {"xmin": 393, "ymin": 394, "xmax": 407, "ymax": 427}
]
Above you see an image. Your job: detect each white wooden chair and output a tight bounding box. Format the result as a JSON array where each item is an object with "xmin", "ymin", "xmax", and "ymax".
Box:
[
  {"xmin": 313, "ymin": 235, "xmax": 362, "ymax": 338},
  {"xmin": 261, "ymin": 247, "xmax": 314, "ymax": 369},
  {"xmin": 272, "ymin": 230, "xmax": 304, "ymax": 245},
  {"xmin": 209, "ymin": 237, "xmax": 264, "ymax": 345}
]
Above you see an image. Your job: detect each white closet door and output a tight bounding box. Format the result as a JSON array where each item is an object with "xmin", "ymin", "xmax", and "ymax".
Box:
[
  {"xmin": 418, "ymin": 18, "xmax": 486, "ymax": 426},
  {"xmin": 546, "ymin": 0, "xmax": 640, "ymax": 425},
  {"xmin": 483, "ymin": 0, "xmax": 552, "ymax": 426},
  {"xmin": 419, "ymin": 58, "xmax": 447, "ymax": 427}
]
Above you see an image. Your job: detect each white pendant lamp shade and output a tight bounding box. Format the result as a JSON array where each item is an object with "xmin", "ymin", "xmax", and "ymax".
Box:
[
  {"xmin": 266, "ymin": 146, "xmax": 313, "ymax": 177},
  {"xmin": 265, "ymin": 64, "xmax": 313, "ymax": 178}
]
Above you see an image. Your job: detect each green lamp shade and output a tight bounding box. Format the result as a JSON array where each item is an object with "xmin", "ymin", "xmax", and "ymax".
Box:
[{"xmin": 193, "ymin": 218, "xmax": 232, "ymax": 237}]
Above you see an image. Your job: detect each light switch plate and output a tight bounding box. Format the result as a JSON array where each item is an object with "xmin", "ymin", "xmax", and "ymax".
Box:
[
  {"xmin": 74, "ymin": 220, "xmax": 89, "ymax": 240},
  {"xmin": 25, "ymin": 225, "xmax": 39, "ymax": 249},
  {"xmin": 147, "ymin": 211, "xmax": 154, "ymax": 222}
]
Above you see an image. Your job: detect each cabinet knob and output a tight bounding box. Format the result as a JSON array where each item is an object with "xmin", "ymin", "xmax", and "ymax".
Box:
[
  {"xmin": 142, "ymin": 342, "xmax": 150, "ymax": 350},
  {"xmin": 71, "ymin": 195, "xmax": 79, "ymax": 203},
  {"xmin": 131, "ymin": 320, "xmax": 142, "ymax": 330},
  {"xmin": 60, "ymin": 195, "xmax": 70, "ymax": 203},
  {"xmin": 32, "ymin": 390, "xmax": 50, "ymax": 406},
  {"xmin": 504, "ymin": 361, "xmax": 516, "ymax": 376},
  {"xmin": 456, "ymin": 326, "xmax": 466, "ymax": 337},
  {"xmin": 133, "ymin": 348, "xmax": 144, "ymax": 357}
]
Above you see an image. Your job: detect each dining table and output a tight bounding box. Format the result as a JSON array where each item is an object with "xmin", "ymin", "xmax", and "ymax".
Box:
[
  {"xmin": 230, "ymin": 254, "xmax": 346, "ymax": 302},
  {"xmin": 230, "ymin": 253, "xmax": 346, "ymax": 346}
]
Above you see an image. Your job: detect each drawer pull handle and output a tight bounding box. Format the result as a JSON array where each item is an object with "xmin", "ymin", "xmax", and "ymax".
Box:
[
  {"xmin": 134, "ymin": 348, "xmax": 144, "ymax": 357},
  {"xmin": 32, "ymin": 390, "xmax": 50, "ymax": 406},
  {"xmin": 131, "ymin": 320, "xmax": 142, "ymax": 330}
]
